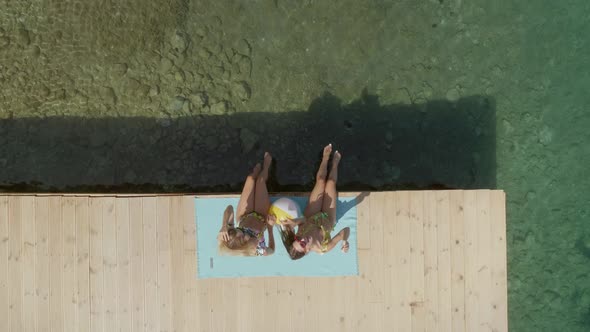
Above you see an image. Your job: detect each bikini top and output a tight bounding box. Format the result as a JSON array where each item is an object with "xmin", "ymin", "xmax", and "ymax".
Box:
[
  {"xmin": 299, "ymin": 212, "xmax": 332, "ymax": 252},
  {"xmin": 235, "ymin": 225, "xmax": 267, "ymax": 256}
]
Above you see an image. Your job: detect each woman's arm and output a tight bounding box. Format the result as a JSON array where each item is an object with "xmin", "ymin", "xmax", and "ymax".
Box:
[
  {"xmin": 218, "ymin": 205, "xmax": 234, "ymax": 242},
  {"xmin": 284, "ymin": 217, "xmax": 306, "ymax": 226},
  {"xmin": 265, "ymin": 224, "xmax": 275, "ymax": 255},
  {"xmin": 316, "ymin": 227, "xmax": 350, "ymax": 253}
]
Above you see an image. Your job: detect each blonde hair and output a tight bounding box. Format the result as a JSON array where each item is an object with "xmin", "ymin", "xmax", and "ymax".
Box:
[{"xmin": 217, "ymin": 228, "xmax": 257, "ymax": 256}]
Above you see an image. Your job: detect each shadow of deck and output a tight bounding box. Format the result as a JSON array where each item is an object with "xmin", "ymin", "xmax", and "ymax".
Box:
[{"xmin": 0, "ymin": 91, "xmax": 496, "ymax": 193}]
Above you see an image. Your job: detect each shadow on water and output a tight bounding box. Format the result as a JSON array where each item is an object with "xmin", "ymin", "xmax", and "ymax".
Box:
[{"xmin": 0, "ymin": 91, "xmax": 496, "ymax": 193}]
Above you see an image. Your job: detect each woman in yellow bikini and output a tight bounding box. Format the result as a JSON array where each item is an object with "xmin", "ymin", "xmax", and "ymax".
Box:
[
  {"xmin": 280, "ymin": 144, "xmax": 350, "ymax": 259},
  {"xmin": 217, "ymin": 152, "xmax": 275, "ymax": 256}
]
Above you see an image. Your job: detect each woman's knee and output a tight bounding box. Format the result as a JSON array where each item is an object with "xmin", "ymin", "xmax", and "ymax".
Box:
[{"xmin": 316, "ymin": 174, "xmax": 327, "ymax": 183}]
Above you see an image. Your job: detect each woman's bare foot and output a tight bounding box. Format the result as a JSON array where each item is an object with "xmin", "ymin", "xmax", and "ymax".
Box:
[
  {"xmin": 260, "ymin": 152, "xmax": 272, "ymax": 182},
  {"xmin": 323, "ymin": 143, "xmax": 332, "ymax": 161},
  {"xmin": 332, "ymin": 150, "xmax": 341, "ymax": 166}
]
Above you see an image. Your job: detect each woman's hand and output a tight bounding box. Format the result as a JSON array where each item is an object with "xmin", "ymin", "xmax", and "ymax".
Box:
[
  {"xmin": 340, "ymin": 227, "xmax": 350, "ymax": 253},
  {"xmin": 341, "ymin": 240, "xmax": 349, "ymax": 253},
  {"xmin": 217, "ymin": 226, "xmax": 230, "ymax": 242},
  {"xmin": 219, "ymin": 205, "xmax": 234, "ymax": 242},
  {"xmin": 267, "ymin": 214, "xmax": 276, "ymax": 226}
]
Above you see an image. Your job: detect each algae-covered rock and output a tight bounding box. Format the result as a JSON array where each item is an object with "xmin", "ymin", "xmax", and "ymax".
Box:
[
  {"xmin": 99, "ymin": 86, "xmax": 117, "ymax": 105},
  {"xmin": 159, "ymin": 57, "xmax": 174, "ymax": 73},
  {"xmin": 168, "ymin": 96, "xmax": 186, "ymax": 112},
  {"xmin": 16, "ymin": 26, "xmax": 30, "ymax": 46},
  {"xmin": 171, "ymin": 31, "xmax": 189, "ymax": 54},
  {"xmin": 174, "ymin": 68, "xmax": 185, "ymax": 82},
  {"xmin": 189, "ymin": 92, "xmax": 207, "ymax": 109},
  {"xmin": 233, "ymin": 81, "xmax": 251, "ymax": 101},
  {"xmin": 446, "ymin": 87, "xmax": 460, "ymax": 101},
  {"xmin": 149, "ymin": 85, "xmax": 160, "ymax": 97},
  {"xmin": 233, "ymin": 38, "xmax": 251, "ymax": 56},
  {"xmin": 209, "ymin": 101, "xmax": 228, "ymax": 115},
  {"xmin": 237, "ymin": 55, "xmax": 252, "ymax": 76},
  {"xmin": 113, "ymin": 63, "xmax": 128, "ymax": 77},
  {"xmin": 198, "ymin": 48, "xmax": 211, "ymax": 59},
  {"xmin": 0, "ymin": 36, "xmax": 10, "ymax": 49}
]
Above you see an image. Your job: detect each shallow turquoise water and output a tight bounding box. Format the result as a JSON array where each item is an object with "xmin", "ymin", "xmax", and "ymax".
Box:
[{"xmin": 0, "ymin": 1, "xmax": 589, "ymax": 330}]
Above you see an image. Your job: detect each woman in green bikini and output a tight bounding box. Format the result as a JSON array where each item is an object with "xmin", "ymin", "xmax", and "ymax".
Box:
[
  {"xmin": 279, "ymin": 144, "xmax": 350, "ymax": 259},
  {"xmin": 217, "ymin": 152, "xmax": 275, "ymax": 256}
]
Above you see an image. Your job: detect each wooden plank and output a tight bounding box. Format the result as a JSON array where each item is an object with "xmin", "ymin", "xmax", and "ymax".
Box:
[
  {"xmin": 0, "ymin": 196, "xmax": 9, "ymax": 332},
  {"xmin": 463, "ymin": 191, "xmax": 479, "ymax": 331},
  {"xmin": 143, "ymin": 197, "xmax": 159, "ymax": 332},
  {"xmin": 198, "ymin": 278, "xmax": 212, "ymax": 332},
  {"xmin": 48, "ymin": 197, "xmax": 64, "ymax": 332},
  {"xmin": 341, "ymin": 275, "xmax": 359, "ymax": 332},
  {"xmin": 182, "ymin": 196, "xmax": 196, "ymax": 253},
  {"xmin": 436, "ymin": 191, "xmax": 452, "ymax": 332},
  {"xmin": 423, "ymin": 191, "xmax": 439, "ymax": 332},
  {"xmin": 381, "ymin": 192, "xmax": 397, "ymax": 329},
  {"xmin": 76, "ymin": 197, "xmax": 91, "ymax": 332},
  {"xmin": 182, "ymin": 196, "xmax": 198, "ymax": 332},
  {"xmin": 317, "ymin": 277, "xmax": 341, "ymax": 327},
  {"xmin": 0, "ymin": 191, "xmax": 508, "ymax": 332},
  {"xmin": 116, "ymin": 198, "xmax": 131, "ymax": 332},
  {"xmin": 289, "ymin": 278, "xmax": 305, "ymax": 330},
  {"xmin": 449, "ymin": 191, "xmax": 466, "ymax": 332},
  {"xmin": 102, "ymin": 197, "xmax": 118, "ymax": 332},
  {"xmin": 356, "ymin": 188, "xmax": 374, "ymax": 329},
  {"xmin": 8, "ymin": 196, "xmax": 23, "ymax": 332},
  {"xmin": 156, "ymin": 197, "xmax": 172, "ymax": 332},
  {"xmin": 35, "ymin": 198, "xmax": 51, "ymax": 332},
  {"xmin": 366, "ymin": 192, "xmax": 384, "ymax": 303},
  {"xmin": 254, "ymin": 277, "xmax": 268, "ymax": 331},
  {"xmin": 169, "ymin": 197, "xmax": 185, "ymax": 332},
  {"xmin": 394, "ymin": 191, "xmax": 412, "ymax": 331},
  {"xmin": 477, "ymin": 190, "xmax": 492, "ymax": 331},
  {"xmin": 89, "ymin": 197, "xmax": 104, "ymax": 332},
  {"xmin": 21, "ymin": 196, "xmax": 36, "ymax": 332},
  {"xmin": 275, "ymin": 277, "xmax": 294, "ymax": 332},
  {"xmin": 262, "ymin": 278, "xmax": 279, "ymax": 330},
  {"xmin": 367, "ymin": 302, "xmax": 385, "ymax": 332},
  {"xmin": 129, "ymin": 197, "xmax": 145, "ymax": 332},
  {"xmin": 222, "ymin": 279, "xmax": 239, "ymax": 332},
  {"xmin": 62, "ymin": 197, "xmax": 78, "ymax": 332},
  {"xmin": 208, "ymin": 278, "xmax": 226, "ymax": 331},
  {"xmin": 409, "ymin": 191, "xmax": 425, "ymax": 332},
  {"xmin": 303, "ymin": 278, "xmax": 320, "ymax": 331},
  {"xmin": 356, "ymin": 192, "xmax": 371, "ymax": 249},
  {"xmin": 332, "ymin": 278, "xmax": 352, "ymax": 331},
  {"xmin": 490, "ymin": 191, "xmax": 508, "ymax": 332}
]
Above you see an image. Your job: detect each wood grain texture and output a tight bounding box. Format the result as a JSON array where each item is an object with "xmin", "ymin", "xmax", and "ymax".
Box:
[{"xmin": 0, "ymin": 191, "xmax": 507, "ymax": 332}]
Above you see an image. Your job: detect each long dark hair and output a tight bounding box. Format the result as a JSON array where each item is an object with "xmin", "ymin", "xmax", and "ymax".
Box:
[{"xmin": 279, "ymin": 225, "xmax": 305, "ymax": 260}]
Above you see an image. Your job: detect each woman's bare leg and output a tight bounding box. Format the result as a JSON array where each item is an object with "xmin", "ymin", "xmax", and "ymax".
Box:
[
  {"xmin": 254, "ymin": 152, "xmax": 272, "ymax": 215},
  {"xmin": 323, "ymin": 150, "xmax": 341, "ymax": 224},
  {"xmin": 236, "ymin": 163, "xmax": 261, "ymax": 220},
  {"xmin": 304, "ymin": 144, "xmax": 332, "ymax": 218}
]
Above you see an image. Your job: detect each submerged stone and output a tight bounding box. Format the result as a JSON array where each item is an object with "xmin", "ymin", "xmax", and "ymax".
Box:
[
  {"xmin": 0, "ymin": 37, "xmax": 10, "ymax": 49},
  {"xmin": 168, "ymin": 96, "xmax": 186, "ymax": 112},
  {"xmin": 16, "ymin": 27, "xmax": 30, "ymax": 46},
  {"xmin": 233, "ymin": 81, "xmax": 251, "ymax": 101},
  {"xmin": 209, "ymin": 101, "xmax": 228, "ymax": 115},
  {"xmin": 171, "ymin": 31, "xmax": 189, "ymax": 54}
]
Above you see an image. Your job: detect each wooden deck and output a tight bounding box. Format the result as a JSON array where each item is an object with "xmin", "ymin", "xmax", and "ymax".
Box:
[{"xmin": 0, "ymin": 190, "xmax": 507, "ymax": 332}]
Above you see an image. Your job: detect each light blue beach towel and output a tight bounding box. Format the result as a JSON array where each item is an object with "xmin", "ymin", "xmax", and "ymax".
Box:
[{"xmin": 195, "ymin": 195, "xmax": 359, "ymax": 278}]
